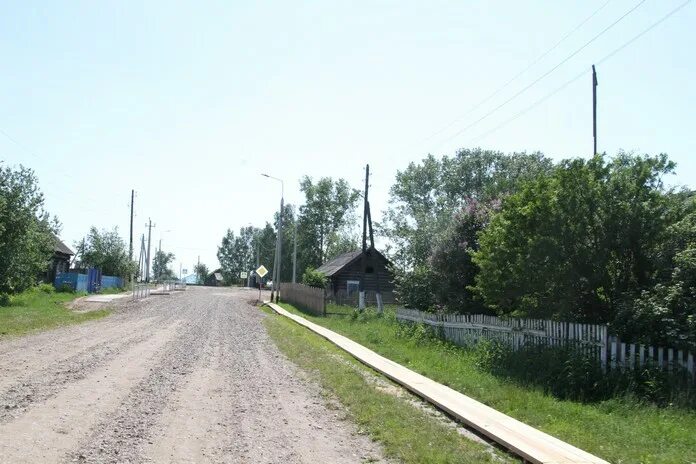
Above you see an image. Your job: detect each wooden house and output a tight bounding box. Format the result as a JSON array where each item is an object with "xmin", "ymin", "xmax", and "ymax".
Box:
[
  {"xmin": 47, "ymin": 237, "xmax": 74, "ymax": 284},
  {"xmin": 316, "ymin": 247, "xmax": 395, "ymax": 305},
  {"xmin": 205, "ymin": 269, "xmax": 225, "ymax": 286}
]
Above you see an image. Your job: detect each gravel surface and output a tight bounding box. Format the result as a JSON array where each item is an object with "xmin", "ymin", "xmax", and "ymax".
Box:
[{"xmin": 0, "ymin": 287, "xmax": 386, "ymax": 463}]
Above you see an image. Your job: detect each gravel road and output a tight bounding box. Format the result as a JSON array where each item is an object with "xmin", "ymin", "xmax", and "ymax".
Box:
[{"xmin": 0, "ymin": 286, "xmax": 386, "ymax": 463}]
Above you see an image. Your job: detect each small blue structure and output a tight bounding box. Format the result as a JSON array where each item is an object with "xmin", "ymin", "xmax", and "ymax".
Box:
[{"xmin": 54, "ymin": 270, "xmax": 123, "ymax": 293}]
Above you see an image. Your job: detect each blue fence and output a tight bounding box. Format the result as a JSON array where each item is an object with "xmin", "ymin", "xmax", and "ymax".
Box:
[
  {"xmin": 101, "ymin": 275, "xmax": 124, "ymax": 289},
  {"xmin": 54, "ymin": 272, "xmax": 123, "ymax": 293}
]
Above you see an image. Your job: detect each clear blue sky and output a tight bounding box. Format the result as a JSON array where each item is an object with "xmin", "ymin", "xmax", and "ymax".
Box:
[{"xmin": 2, "ymin": 1, "xmax": 695, "ymax": 273}]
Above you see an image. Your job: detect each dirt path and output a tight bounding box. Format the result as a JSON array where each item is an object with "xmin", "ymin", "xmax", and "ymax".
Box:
[{"xmin": 0, "ymin": 287, "xmax": 386, "ymax": 463}]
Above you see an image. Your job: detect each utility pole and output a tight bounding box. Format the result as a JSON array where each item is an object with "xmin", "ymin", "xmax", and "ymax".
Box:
[
  {"xmin": 592, "ymin": 64, "xmax": 598, "ymax": 155},
  {"xmin": 276, "ymin": 197, "xmax": 284, "ymax": 303},
  {"xmin": 138, "ymin": 234, "xmax": 146, "ymax": 282},
  {"xmin": 145, "ymin": 219, "xmax": 154, "ymax": 283},
  {"xmin": 292, "ymin": 207, "xmax": 297, "ymax": 284},
  {"xmin": 129, "ymin": 190, "xmax": 134, "ymax": 261},
  {"xmin": 262, "ymin": 173, "xmax": 284, "ymax": 303},
  {"xmin": 359, "ymin": 164, "xmax": 369, "ymax": 311}
]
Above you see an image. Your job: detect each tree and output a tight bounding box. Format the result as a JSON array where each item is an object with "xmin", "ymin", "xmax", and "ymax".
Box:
[
  {"xmin": 76, "ymin": 227, "xmax": 135, "ymax": 277},
  {"xmin": 615, "ymin": 197, "xmax": 696, "ymax": 349},
  {"xmin": 193, "ymin": 262, "xmax": 209, "ymax": 285},
  {"xmin": 152, "ymin": 250, "xmax": 176, "ymax": 281},
  {"xmin": 473, "ymin": 153, "xmax": 676, "ymax": 322},
  {"xmin": 296, "ymin": 176, "xmax": 360, "ymax": 271},
  {"xmin": 428, "ymin": 199, "xmax": 499, "ymax": 313},
  {"xmin": 0, "ymin": 165, "xmax": 58, "ymax": 294},
  {"xmin": 382, "ymin": 149, "xmax": 552, "ymax": 270},
  {"xmin": 302, "ymin": 268, "xmax": 327, "ymax": 288},
  {"xmin": 217, "ymin": 226, "xmax": 255, "ymax": 283}
]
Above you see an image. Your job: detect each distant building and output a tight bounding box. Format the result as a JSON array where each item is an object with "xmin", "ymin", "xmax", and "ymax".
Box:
[
  {"xmin": 205, "ymin": 269, "xmax": 225, "ymax": 286},
  {"xmin": 316, "ymin": 247, "xmax": 395, "ymax": 305},
  {"xmin": 48, "ymin": 237, "xmax": 74, "ymax": 284}
]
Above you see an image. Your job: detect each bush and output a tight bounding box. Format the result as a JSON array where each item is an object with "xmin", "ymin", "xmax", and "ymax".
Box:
[
  {"xmin": 302, "ymin": 268, "xmax": 327, "ymax": 288},
  {"xmin": 392, "ymin": 265, "xmax": 435, "ymax": 311},
  {"xmin": 37, "ymin": 283, "xmax": 55, "ymax": 294},
  {"xmin": 56, "ymin": 283, "xmax": 75, "ymax": 293},
  {"xmin": 472, "ymin": 341, "xmax": 695, "ymax": 407},
  {"xmin": 0, "ymin": 293, "xmax": 10, "ymax": 307}
]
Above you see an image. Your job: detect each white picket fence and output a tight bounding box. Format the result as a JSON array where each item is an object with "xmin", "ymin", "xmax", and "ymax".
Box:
[{"xmin": 396, "ymin": 308, "xmax": 695, "ymax": 379}]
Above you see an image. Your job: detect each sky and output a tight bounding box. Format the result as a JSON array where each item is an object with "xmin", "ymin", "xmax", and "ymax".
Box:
[{"xmin": 1, "ymin": 0, "xmax": 695, "ymax": 274}]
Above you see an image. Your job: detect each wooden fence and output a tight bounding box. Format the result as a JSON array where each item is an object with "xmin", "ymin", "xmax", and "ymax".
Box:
[
  {"xmin": 327, "ymin": 290, "xmax": 396, "ymax": 307},
  {"xmin": 281, "ymin": 283, "xmax": 326, "ymax": 316},
  {"xmin": 396, "ymin": 308, "xmax": 695, "ymax": 379}
]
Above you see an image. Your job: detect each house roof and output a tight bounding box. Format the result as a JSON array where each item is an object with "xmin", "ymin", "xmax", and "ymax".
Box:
[
  {"xmin": 316, "ymin": 247, "xmax": 389, "ymax": 277},
  {"xmin": 54, "ymin": 237, "xmax": 74, "ymax": 256},
  {"xmin": 208, "ymin": 269, "xmax": 224, "ymax": 281}
]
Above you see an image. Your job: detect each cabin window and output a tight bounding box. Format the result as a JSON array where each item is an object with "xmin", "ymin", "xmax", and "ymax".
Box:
[
  {"xmin": 347, "ymin": 280, "xmax": 359, "ymax": 296},
  {"xmin": 366, "ymin": 266, "xmax": 374, "ymax": 273}
]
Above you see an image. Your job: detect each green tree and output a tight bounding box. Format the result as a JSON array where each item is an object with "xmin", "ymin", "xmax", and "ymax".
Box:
[
  {"xmin": 152, "ymin": 250, "xmax": 176, "ymax": 280},
  {"xmin": 473, "ymin": 153, "xmax": 676, "ymax": 322},
  {"xmin": 193, "ymin": 262, "xmax": 209, "ymax": 284},
  {"xmin": 76, "ymin": 227, "xmax": 135, "ymax": 277},
  {"xmin": 382, "ymin": 149, "xmax": 552, "ymax": 270},
  {"xmin": 302, "ymin": 268, "xmax": 327, "ymax": 288},
  {"xmin": 615, "ymin": 198, "xmax": 696, "ymax": 349},
  {"xmin": 0, "ymin": 165, "xmax": 58, "ymax": 294},
  {"xmin": 217, "ymin": 226, "xmax": 255, "ymax": 283},
  {"xmin": 428, "ymin": 199, "xmax": 499, "ymax": 313},
  {"xmin": 296, "ymin": 176, "xmax": 360, "ymax": 272}
]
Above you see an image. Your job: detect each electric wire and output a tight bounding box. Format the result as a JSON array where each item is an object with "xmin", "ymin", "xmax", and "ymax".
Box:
[
  {"xmin": 470, "ymin": 0, "xmax": 694, "ymax": 144},
  {"xmin": 423, "ymin": 0, "xmax": 613, "ymax": 143},
  {"xmin": 439, "ymin": 0, "xmax": 648, "ymax": 145}
]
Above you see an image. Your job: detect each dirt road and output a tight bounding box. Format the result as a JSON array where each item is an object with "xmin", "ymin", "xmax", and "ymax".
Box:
[{"xmin": 0, "ymin": 287, "xmax": 386, "ymax": 463}]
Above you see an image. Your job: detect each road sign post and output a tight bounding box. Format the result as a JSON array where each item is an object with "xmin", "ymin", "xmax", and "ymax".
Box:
[{"xmin": 255, "ymin": 265, "xmax": 269, "ymax": 303}]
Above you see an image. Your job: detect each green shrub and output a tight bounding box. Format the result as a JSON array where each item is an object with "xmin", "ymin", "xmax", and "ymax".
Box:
[
  {"xmin": 37, "ymin": 283, "xmax": 55, "ymax": 294},
  {"xmin": 0, "ymin": 293, "xmax": 10, "ymax": 307},
  {"xmin": 302, "ymin": 268, "xmax": 327, "ymax": 288},
  {"xmin": 56, "ymin": 283, "xmax": 75, "ymax": 293},
  {"xmin": 471, "ymin": 341, "xmax": 695, "ymax": 407}
]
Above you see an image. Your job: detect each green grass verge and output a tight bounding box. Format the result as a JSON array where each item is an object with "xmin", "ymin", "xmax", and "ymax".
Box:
[
  {"xmin": 262, "ymin": 306, "xmax": 516, "ymax": 464},
  {"xmin": 0, "ymin": 288, "xmax": 110, "ymax": 337},
  {"xmin": 278, "ymin": 303, "xmax": 696, "ymax": 464}
]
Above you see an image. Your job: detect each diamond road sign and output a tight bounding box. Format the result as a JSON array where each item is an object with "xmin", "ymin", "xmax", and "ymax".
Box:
[{"xmin": 255, "ymin": 265, "xmax": 268, "ymax": 278}]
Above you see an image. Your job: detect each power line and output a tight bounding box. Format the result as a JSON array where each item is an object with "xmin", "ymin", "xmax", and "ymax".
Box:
[
  {"xmin": 470, "ymin": 0, "xmax": 694, "ymax": 144},
  {"xmin": 423, "ymin": 0, "xmax": 613, "ymax": 143},
  {"xmin": 439, "ymin": 0, "xmax": 647, "ymax": 145}
]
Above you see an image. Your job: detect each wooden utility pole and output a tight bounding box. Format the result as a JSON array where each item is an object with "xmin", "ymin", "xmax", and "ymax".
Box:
[
  {"xmin": 592, "ymin": 65, "xmax": 598, "ymax": 155},
  {"xmin": 145, "ymin": 219, "xmax": 155, "ymax": 283},
  {"xmin": 129, "ymin": 190, "xmax": 134, "ymax": 261},
  {"xmin": 359, "ymin": 165, "xmax": 370, "ymax": 311},
  {"xmin": 292, "ymin": 207, "xmax": 297, "ymax": 284}
]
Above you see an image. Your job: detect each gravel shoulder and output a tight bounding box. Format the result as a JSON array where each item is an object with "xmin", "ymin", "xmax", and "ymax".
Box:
[{"xmin": 0, "ymin": 286, "xmax": 386, "ymax": 463}]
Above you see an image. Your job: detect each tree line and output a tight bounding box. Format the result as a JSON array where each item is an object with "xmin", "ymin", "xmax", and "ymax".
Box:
[
  {"xmin": 382, "ymin": 149, "xmax": 695, "ymax": 350},
  {"xmin": 216, "ymin": 176, "xmax": 360, "ymax": 284},
  {"xmin": 1, "ymin": 164, "xmax": 137, "ymax": 300}
]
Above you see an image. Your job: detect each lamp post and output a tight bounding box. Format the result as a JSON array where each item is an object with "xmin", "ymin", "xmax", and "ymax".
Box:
[{"xmin": 261, "ymin": 173, "xmax": 283, "ymax": 303}]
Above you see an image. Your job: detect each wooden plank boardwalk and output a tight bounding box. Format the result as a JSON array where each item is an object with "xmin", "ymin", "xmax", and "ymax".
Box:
[{"xmin": 266, "ymin": 302, "xmax": 608, "ymax": 464}]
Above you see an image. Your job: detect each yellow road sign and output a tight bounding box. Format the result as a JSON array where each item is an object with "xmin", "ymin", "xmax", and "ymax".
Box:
[{"xmin": 255, "ymin": 265, "xmax": 268, "ymax": 278}]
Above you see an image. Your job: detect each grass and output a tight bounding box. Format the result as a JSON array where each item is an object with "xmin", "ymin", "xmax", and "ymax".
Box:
[
  {"xmin": 0, "ymin": 287, "xmax": 110, "ymax": 337},
  {"xmin": 261, "ymin": 305, "xmax": 516, "ymax": 464},
  {"xmin": 277, "ymin": 302, "xmax": 696, "ymax": 464}
]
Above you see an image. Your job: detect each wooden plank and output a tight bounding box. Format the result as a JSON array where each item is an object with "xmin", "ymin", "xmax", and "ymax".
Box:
[{"xmin": 267, "ymin": 302, "xmax": 608, "ymax": 464}]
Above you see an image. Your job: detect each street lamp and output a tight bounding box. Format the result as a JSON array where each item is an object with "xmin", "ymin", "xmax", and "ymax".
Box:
[{"xmin": 261, "ymin": 173, "xmax": 284, "ymax": 303}]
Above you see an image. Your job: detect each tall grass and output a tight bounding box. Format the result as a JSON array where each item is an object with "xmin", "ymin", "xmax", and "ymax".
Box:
[{"xmin": 278, "ymin": 303, "xmax": 696, "ymax": 463}]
